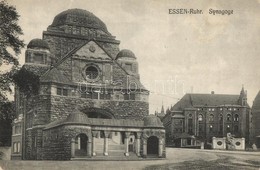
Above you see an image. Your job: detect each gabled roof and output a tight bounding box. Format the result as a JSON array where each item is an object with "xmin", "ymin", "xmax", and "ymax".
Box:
[
  {"xmin": 54, "ymin": 40, "xmax": 115, "ymax": 68},
  {"xmin": 44, "ymin": 113, "xmax": 144, "ymax": 130},
  {"xmin": 40, "ymin": 67, "xmax": 71, "ymax": 84},
  {"xmin": 172, "ymin": 93, "xmax": 241, "ymax": 111},
  {"xmin": 52, "ymin": 40, "xmax": 148, "ymax": 91},
  {"xmin": 252, "ymin": 91, "xmax": 260, "ymax": 111}
]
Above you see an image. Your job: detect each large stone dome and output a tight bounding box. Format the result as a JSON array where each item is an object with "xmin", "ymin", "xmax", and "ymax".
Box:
[
  {"xmin": 143, "ymin": 115, "xmax": 164, "ymax": 128},
  {"xmin": 27, "ymin": 38, "xmax": 50, "ymax": 50},
  {"xmin": 116, "ymin": 49, "xmax": 136, "ymax": 60},
  {"xmin": 50, "ymin": 8, "xmax": 109, "ymax": 34}
]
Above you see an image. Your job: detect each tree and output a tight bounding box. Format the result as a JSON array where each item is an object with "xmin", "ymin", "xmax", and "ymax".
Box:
[
  {"xmin": 0, "ymin": 0, "xmax": 25, "ymax": 100},
  {"xmin": 0, "ymin": 1, "xmax": 24, "ymax": 146},
  {"xmin": 0, "ymin": 101, "xmax": 15, "ymax": 146}
]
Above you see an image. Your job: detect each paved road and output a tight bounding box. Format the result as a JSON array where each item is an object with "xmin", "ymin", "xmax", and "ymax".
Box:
[{"xmin": 0, "ymin": 148, "xmax": 260, "ymax": 170}]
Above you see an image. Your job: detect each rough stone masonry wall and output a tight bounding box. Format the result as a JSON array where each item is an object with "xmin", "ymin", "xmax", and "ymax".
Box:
[
  {"xmin": 49, "ymin": 95, "xmax": 149, "ymax": 122},
  {"xmin": 43, "ymin": 34, "xmax": 119, "ymax": 62},
  {"xmin": 42, "ymin": 125, "xmax": 92, "ymax": 160}
]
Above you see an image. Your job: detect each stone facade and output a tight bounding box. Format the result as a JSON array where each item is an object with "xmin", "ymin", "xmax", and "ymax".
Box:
[{"xmin": 11, "ymin": 9, "xmax": 165, "ymax": 160}]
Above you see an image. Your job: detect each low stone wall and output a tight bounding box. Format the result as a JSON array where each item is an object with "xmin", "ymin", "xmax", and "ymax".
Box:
[
  {"xmin": 212, "ymin": 137, "xmax": 226, "ymax": 150},
  {"xmin": 212, "ymin": 137, "xmax": 245, "ymax": 150}
]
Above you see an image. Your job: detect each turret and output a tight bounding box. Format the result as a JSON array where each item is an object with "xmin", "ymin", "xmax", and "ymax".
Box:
[
  {"xmin": 239, "ymin": 86, "xmax": 247, "ymax": 106},
  {"xmin": 116, "ymin": 49, "xmax": 139, "ymax": 78},
  {"xmin": 25, "ymin": 38, "xmax": 52, "ymax": 65}
]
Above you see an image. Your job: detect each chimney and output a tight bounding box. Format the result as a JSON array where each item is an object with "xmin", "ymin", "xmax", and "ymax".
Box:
[{"xmin": 211, "ymin": 91, "xmax": 215, "ymax": 94}]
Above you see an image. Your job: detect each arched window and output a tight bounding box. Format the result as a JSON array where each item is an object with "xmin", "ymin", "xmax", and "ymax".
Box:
[
  {"xmin": 219, "ymin": 114, "xmax": 223, "ymax": 121},
  {"xmin": 188, "ymin": 114, "xmax": 193, "ymax": 134},
  {"xmin": 209, "ymin": 114, "xmax": 214, "ymax": 122},
  {"xmin": 198, "ymin": 114, "xmax": 203, "ymax": 122},
  {"xmin": 234, "ymin": 114, "xmax": 239, "ymax": 122},
  {"xmin": 227, "ymin": 114, "xmax": 231, "ymax": 122}
]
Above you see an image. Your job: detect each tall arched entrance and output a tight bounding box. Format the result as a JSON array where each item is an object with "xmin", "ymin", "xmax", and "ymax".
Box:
[
  {"xmin": 147, "ymin": 136, "xmax": 159, "ymax": 155},
  {"xmin": 75, "ymin": 134, "xmax": 88, "ymax": 157},
  {"xmin": 83, "ymin": 108, "xmax": 114, "ymax": 119}
]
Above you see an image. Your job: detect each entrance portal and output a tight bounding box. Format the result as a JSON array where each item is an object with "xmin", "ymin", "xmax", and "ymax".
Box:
[
  {"xmin": 75, "ymin": 134, "xmax": 88, "ymax": 157},
  {"xmin": 147, "ymin": 136, "xmax": 159, "ymax": 155}
]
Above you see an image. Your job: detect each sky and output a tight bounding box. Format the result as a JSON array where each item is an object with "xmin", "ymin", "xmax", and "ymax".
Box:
[{"xmin": 5, "ymin": 0, "xmax": 260, "ymax": 114}]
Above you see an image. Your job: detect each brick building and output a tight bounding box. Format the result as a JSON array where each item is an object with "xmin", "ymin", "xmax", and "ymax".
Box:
[
  {"xmin": 161, "ymin": 89, "xmax": 251, "ymax": 148},
  {"xmin": 11, "ymin": 9, "xmax": 165, "ymax": 160},
  {"xmin": 252, "ymin": 91, "xmax": 260, "ymax": 148}
]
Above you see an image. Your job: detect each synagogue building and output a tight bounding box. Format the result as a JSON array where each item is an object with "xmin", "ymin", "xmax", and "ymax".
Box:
[{"xmin": 11, "ymin": 9, "xmax": 165, "ymax": 160}]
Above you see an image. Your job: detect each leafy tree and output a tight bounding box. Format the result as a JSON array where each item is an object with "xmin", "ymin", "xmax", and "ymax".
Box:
[
  {"xmin": 0, "ymin": 101, "xmax": 15, "ymax": 146},
  {"xmin": 0, "ymin": 0, "xmax": 25, "ymax": 100},
  {"xmin": 0, "ymin": 0, "xmax": 24, "ymax": 146}
]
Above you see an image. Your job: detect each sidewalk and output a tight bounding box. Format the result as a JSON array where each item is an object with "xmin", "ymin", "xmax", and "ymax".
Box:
[{"xmin": 173, "ymin": 147, "xmax": 260, "ymax": 155}]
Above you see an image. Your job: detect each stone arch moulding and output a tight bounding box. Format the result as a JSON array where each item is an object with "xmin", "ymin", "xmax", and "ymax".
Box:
[
  {"xmin": 69, "ymin": 128, "xmax": 92, "ymax": 141},
  {"xmin": 142, "ymin": 130, "xmax": 164, "ymax": 140},
  {"xmin": 81, "ymin": 107, "xmax": 115, "ymax": 119}
]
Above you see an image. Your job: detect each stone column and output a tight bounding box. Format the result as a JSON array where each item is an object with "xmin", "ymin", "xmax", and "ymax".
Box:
[
  {"xmin": 87, "ymin": 140, "xmax": 92, "ymax": 157},
  {"xmin": 91, "ymin": 131, "xmax": 99, "ymax": 156},
  {"xmin": 103, "ymin": 131, "xmax": 111, "ymax": 156},
  {"xmin": 71, "ymin": 138, "xmax": 75, "ymax": 158},
  {"xmin": 223, "ymin": 137, "xmax": 226, "ymax": 150},
  {"xmin": 124, "ymin": 132, "xmax": 131, "ymax": 156},
  {"xmin": 241, "ymin": 138, "xmax": 245, "ymax": 150},
  {"xmin": 78, "ymin": 136, "xmax": 81, "ymax": 149},
  {"xmin": 136, "ymin": 132, "xmax": 141, "ymax": 156},
  {"xmin": 143, "ymin": 139, "xmax": 147, "ymax": 157},
  {"xmin": 158, "ymin": 138, "xmax": 163, "ymax": 157}
]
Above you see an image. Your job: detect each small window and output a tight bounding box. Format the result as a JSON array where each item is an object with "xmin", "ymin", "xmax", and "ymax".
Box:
[
  {"xmin": 198, "ymin": 114, "xmax": 203, "ymax": 122},
  {"xmin": 209, "ymin": 114, "xmax": 214, "ymax": 122},
  {"xmin": 57, "ymin": 87, "xmax": 69, "ymax": 96},
  {"xmin": 124, "ymin": 93, "xmax": 135, "ymax": 100},
  {"xmin": 92, "ymin": 92, "xmax": 98, "ymax": 99},
  {"xmin": 227, "ymin": 114, "xmax": 231, "ymax": 122},
  {"xmin": 17, "ymin": 142, "xmax": 20, "ymax": 153},
  {"xmin": 63, "ymin": 89, "xmax": 68, "ymax": 96},
  {"xmin": 34, "ymin": 53, "xmax": 45, "ymax": 64},
  {"xmin": 125, "ymin": 63, "xmax": 132, "ymax": 71},
  {"xmin": 57, "ymin": 88, "xmax": 62, "ymax": 95},
  {"xmin": 219, "ymin": 114, "xmax": 223, "ymax": 121},
  {"xmin": 130, "ymin": 93, "xmax": 135, "ymax": 100},
  {"xmin": 86, "ymin": 66, "xmax": 99, "ymax": 79},
  {"xmin": 13, "ymin": 142, "xmax": 20, "ymax": 153},
  {"xmin": 234, "ymin": 114, "xmax": 239, "ymax": 122},
  {"xmin": 13, "ymin": 143, "xmax": 17, "ymax": 153}
]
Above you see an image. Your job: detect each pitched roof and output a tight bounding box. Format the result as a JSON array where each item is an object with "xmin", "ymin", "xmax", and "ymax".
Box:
[
  {"xmin": 40, "ymin": 67, "xmax": 71, "ymax": 84},
  {"xmin": 252, "ymin": 91, "xmax": 260, "ymax": 111},
  {"xmin": 172, "ymin": 93, "xmax": 241, "ymax": 111},
  {"xmin": 44, "ymin": 116, "xmax": 144, "ymax": 130},
  {"xmin": 176, "ymin": 133, "xmax": 195, "ymax": 139}
]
